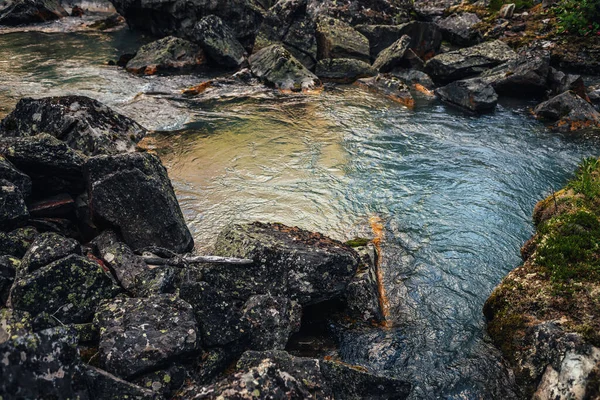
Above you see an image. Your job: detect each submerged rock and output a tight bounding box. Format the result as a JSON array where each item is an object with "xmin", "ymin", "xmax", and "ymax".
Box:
[
  {"xmin": 0, "ymin": 0, "xmax": 67, "ymax": 26},
  {"xmin": 94, "ymin": 294, "xmax": 199, "ymax": 379},
  {"xmin": 249, "ymin": 45, "xmax": 322, "ymax": 92},
  {"xmin": 126, "ymin": 36, "xmax": 206, "ymax": 75},
  {"xmin": 0, "ymin": 179, "xmax": 28, "ymax": 231},
  {"xmin": 436, "ymin": 12, "xmax": 481, "ymax": 46},
  {"xmin": 85, "ymin": 152, "xmax": 194, "ymax": 253},
  {"xmin": 315, "ymin": 58, "xmax": 376, "ymax": 83},
  {"xmin": 0, "ymin": 96, "xmax": 147, "ymax": 156},
  {"xmin": 192, "ymin": 15, "xmax": 246, "ymax": 69},
  {"xmin": 533, "ymin": 91, "xmax": 600, "ymax": 133},
  {"xmin": 356, "ymin": 74, "xmax": 415, "ymax": 108},
  {"xmin": 316, "ymin": 16, "xmax": 370, "ymax": 62},
  {"xmin": 436, "ymin": 78, "xmax": 498, "ymax": 113}
]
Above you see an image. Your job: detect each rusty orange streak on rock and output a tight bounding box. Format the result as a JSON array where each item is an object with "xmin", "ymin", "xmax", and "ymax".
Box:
[
  {"xmin": 414, "ymin": 83, "xmax": 435, "ymax": 97},
  {"xmin": 182, "ymin": 81, "xmax": 212, "ymax": 96},
  {"xmin": 369, "ymin": 215, "xmax": 391, "ymax": 326}
]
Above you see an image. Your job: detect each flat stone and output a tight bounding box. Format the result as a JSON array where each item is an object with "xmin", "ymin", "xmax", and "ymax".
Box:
[{"xmin": 126, "ymin": 36, "xmax": 206, "ymax": 75}]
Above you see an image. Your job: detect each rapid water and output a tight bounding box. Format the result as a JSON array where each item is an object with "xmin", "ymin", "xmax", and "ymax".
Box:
[{"xmin": 1, "ymin": 22, "xmax": 598, "ymax": 399}]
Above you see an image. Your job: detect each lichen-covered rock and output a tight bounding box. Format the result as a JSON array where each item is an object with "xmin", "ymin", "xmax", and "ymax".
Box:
[
  {"xmin": 0, "ymin": 179, "xmax": 28, "ymax": 230},
  {"xmin": 425, "ymin": 40, "xmax": 517, "ymax": 83},
  {"xmin": 0, "ymin": 155, "xmax": 31, "ymax": 197},
  {"xmin": 94, "ymin": 294, "xmax": 199, "ymax": 379},
  {"xmin": 435, "ymin": 78, "xmax": 498, "ymax": 113},
  {"xmin": 126, "ymin": 36, "xmax": 206, "ymax": 75},
  {"xmin": 481, "ymin": 50, "xmax": 551, "ymax": 97},
  {"xmin": 436, "ymin": 12, "xmax": 481, "ymax": 46},
  {"xmin": 192, "ymin": 15, "xmax": 246, "ymax": 68},
  {"xmin": 0, "ymin": 256, "xmax": 18, "ymax": 305},
  {"xmin": 392, "ymin": 69, "xmax": 434, "ymax": 89},
  {"xmin": 0, "ymin": 0, "xmax": 67, "ymax": 25},
  {"xmin": 9, "ymin": 254, "xmax": 120, "ymax": 323},
  {"xmin": 0, "ymin": 226, "xmax": 38, "ymax": 257},
  {"xmin": 356, "ymin": 74, "xmax": 415, "ymax": 108},
  {"xmin": 85, "ymin": 152, "xmax": 193, "ymax": 253},
  {"xmin": 0, "ymin": 308, "xmax": 31, "ymax": 343},
  {"xmin": 20, "ymin": 232, "xmax": 81, "ymax": 275},
  {"xmin": 134, "ymin": 266, "xmax": 178, "ymax": 297},
  {"xmin": 315, "ymin": 58, "xmax": 376, "ymax": 83},
  {"xmin": 316, "ymin": 16, "xmax": 370, "ymax": 62},
  {"xmin": 242, "ymin": 295, "xmax": 301, "ymax": 351},
  {"xmin": 307, "ymin": 0, "xmax": 409, "ymax": 26},
  {"xmin": 133, "ymin": 364, "xmax": 188, "ymax": 398},
  {"xmin": 79, "ymin": 364, "xmax": 156, "ymax": 400},
  {"xmin": 0, "ymin": 96, "xmax": 147, "ymax": 157},
  {"xmin": 0, "ymin": 133, "xmax": 86, "ymax": 196},
  {"xmin": 92, "ymin": 229, "xmax": 148, "ymax": 292},
  {"xmin": 212, "ymin": 222, "xmax": 360, "ymax": 305},
  {"xmin": 533, "ymin": 91, "xmax": 600, "ymax": 133},
  {"xmin": 373, "ymin": 34, "xmax": 411, "ymax": 72},
  {"xmin": 249, "ymin": 45, "xmax": 322, "ymax": 92}
]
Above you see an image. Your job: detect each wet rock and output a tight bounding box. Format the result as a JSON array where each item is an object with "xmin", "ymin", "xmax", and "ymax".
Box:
[
  {"xmin": 79, "ymin": 364, "xmax": 156, "ymax": 400},
  {"xmin": 248, "ymin": 44, "xmax": 322, "ymax": 92},
  {"xmin": 0, "ymin": 226, "xmax": 38, "ymax": 257},
  {"xmin": 316, "ymin": 16, "xmax": 370, "ymax": 62},
  {"xmin": 481, "ymin": 50, "xmax": 551, "ymax": 97},
  {"xmin": 88, "ymin": 13, "xmax": 125, "ymax": 31},
  {"xmin": 212, "ymin": 222, "xmax": 360, "ymax": 305},
  {"xmin": 0, "ymin": 308, "xmax": 31, "ymax": 344},
  {"xmin": 27, "ymin": 193, "xmax": 75, "ymax": 218},
  {"xmin": 10, "ymin": 254, "xmax": 120, "ymax": 323},
  {"xmin": 0, "ymin": 133, "xmax": 85, "ymax": 196},
  {"xmin": 0, "ymin": 155, "xmax": 31, "ymax": 197},
  {"xmin": 94, "ymin": 294, "xmax": 199, "ymax": 379},
  {"xmin": 436, "ymin": 12, "xmax": 481, "ymax": 46},
  {"xmin": 0, "ymin": 0, "xmax": 67, "ymax": 25},
  {"xmin": 20, "ymin": 232, "xmax": 81, "ymax": 275},
  {"xmin": 92, "ymin": 230, "xmax": 148, "ymax": 292},
  {"xmin": 0, "ymin": 179, "xmax": 29, "ymax": 230},
  {"xmin": 548, "ymin": 67, "xmax": 587, "ymax": 99},
  {"xmin": 0, "ymin": 96, "xmax": 147, "ymax": 156},
  {"xmin": 126, "ymin": 36, "xmax": 206, "ymax": 75},
  {"xmin": 85, "ymin": 152, "xmax": 194, "ymax": 253},
  {"xmin": 533, "ymin": 91, "xmax": 600, "ymax": 133},
  {"xmin": 425, "ymin": 39, "xmax": 517, "ymax": 83},
  {"xmin": 356, "ymin": 74, "xmax": 415, "ymax": 108},
  {"xmin": 0, "ymin": 327, "xmax": 83, "ymax": 399},
  {"xmin": 436, "ymin": 78, "xmax": 498, "ymax": 113},
  {"xmin": 315, "ymin": 58, "xmax": 376, "ymax": 83},
  {"xmin": 192, "ymin": 15, "xmax": 246, "ymax": 69},
  {"xmin": 179, "ymin": 281, "xmax": 248, "ymax": 348},
  {"xmin": 108, "ymin": 0, "xmax": 263, "ymax": 50},
  {"xmin": 373, "ymin": 34, "xmax": 411, "ymax": 72},
  {"xmin": 242, "ymin": 295, "xmax": 302, "ymax": 351},
  {"xmin": 0, "ymin": 256, "xmax": 18, "ymax": 305}
]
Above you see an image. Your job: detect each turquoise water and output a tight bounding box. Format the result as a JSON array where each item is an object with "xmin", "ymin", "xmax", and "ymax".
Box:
[{"xmin": 1, "ymin": 25, "xmax": 597, "ymax": 399}]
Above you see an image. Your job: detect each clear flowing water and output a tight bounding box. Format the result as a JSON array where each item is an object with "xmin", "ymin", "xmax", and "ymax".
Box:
[{"xmin": 1, "ymin": 23, "xmax": 598, "ymax": 399}]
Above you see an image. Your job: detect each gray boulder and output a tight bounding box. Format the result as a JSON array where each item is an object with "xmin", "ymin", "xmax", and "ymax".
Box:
[
  {"xmin": 126, "ymin": 36, "xmax": 206, "ymax": 75},
  {"xmin": 481, "ymin": 50, "xmax": 551, "ymax": 97},
  {"xmin": 315, "ymin": 58, "xmax": 376, "ymax": 83},
  {"xmin": 356, "ymin": 74, "xmax": 415, "ymax": 108},
  {"xmin": 533, "ymin": 91, "xmax": 600, "ymax": 133},
  {"xmin": 436, "ymin": 12, "xmax": 482, "ymax": 46},
  {"xmin": 19, "ymin": 232, "xmax": 81, "ymax": 275},
  {"xmin": 0, "ymin": 0, "xmax": 67, "ymax": 25},
  {"xmin": 373, "ymin": 34, "xmax": 412, "ymax": 72},
  {"xmin": 435, "ymin": 78, "xmax": 498, "ymax": 113},
  {"xmin": 192, "ymin": 15, "xmax": 246, "ymax": 68},
  {"xmin": 316, "ymin": 16, "xmax": 370, "ymax": 62}
]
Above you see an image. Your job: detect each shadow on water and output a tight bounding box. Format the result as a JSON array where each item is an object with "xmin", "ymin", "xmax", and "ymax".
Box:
[{"xmin": 1, "ymin": 29, "xmax": 599, "ymax": 399}]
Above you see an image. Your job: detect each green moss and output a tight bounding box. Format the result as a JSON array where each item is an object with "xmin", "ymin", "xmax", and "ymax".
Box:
[{"xmin": 344, "ymin": 237, "xmax": 371, "ymax": 248}]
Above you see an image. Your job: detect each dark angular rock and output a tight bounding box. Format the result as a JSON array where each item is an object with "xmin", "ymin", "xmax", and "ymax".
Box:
[
  {"xmin": 589, "ymin": 85, "xmax": 600, "ymax": 109},
  {"xmin": 0, "ymin": 226, "xmax": 38, "ymax": 257},
  {"xmin": 0, "ymin": 256, "xmax": 18, "ymax": 305},
  {"xmin": 391, "ymin": 69, "xmax": 435, "ymax": 89},
  {"xmin": 85, "ymin": 152, "xmax": 193, "ymax": 253},
  {"xmin": 126, "ymin": 36, "xmax": 206, "ymax": 75},
  {"xmin": 92, "ymin": 229, "xmax": 148, "ymax": 292},
  {"xmin": 0, "ymin": 133, "xmax": 86, "ymax": 196},
  {"xmin": 0, "ymin": 179, "xmax": 28, "ymax": 231},
  {"xmin": 94, "ymin": 294, "xmax": 199, "ymax": 379},
  {"xmin": 242, "ymin": 295, "xmax": 301, "ymax": 351},
  {"xmin": 192, "ymin": 15, "xmax": 246, "ymax": 69},
  {"xmin": 133, "ymin": 364, "xmax": 188, "ymax": 398},
  {"xmin": 0, "ymin": 96, "xmax": 147, "ymax": 156},
  {"xmin": 373, "ymin": 34, "xmax": 412, "ymax": 72},
  {"xmin": 316, "ymin": 16, "xmax": 370, "ymax": 62},
  {"xmin": 134, "ymin": 266, "xmax": 178, "ymax": 297},
  {"xmin": 212, "ymin": 222, "xmax": 360, "ymax": 305},
  {"xmin": 249, "ymin": 44, "xmax": 322, "ymax": 92},
  {"xmin": 79, "ymin": 365, "xmax": 156, "ymax": 400},
  {"xmin": 20, "ymin": 232, "xmax": 81, "ymax": 275},
  {"xmin": 307, "ymin": 0, "xmax": 409, "ymax": 26},
  {"xmin": 9, "ymin": 254, "xmax": 120, "ymax": 323},
  {"xmin": 315, "ymin": 58, "xmax": 376, "ymax": 83},
  {"xmin": 0, "ymin": 0, "xmax": 67, "ymax": 25},
  {"xmin": 356, "ymin": 74, "xmax": 415, "ymax": 108},
  {"xmin": 425, "ymin": 40, "xmax": 517, "ymax": 83},
  {"xmin": 0, "ymin": 155, "xmax": 31, "ymax": 197},
  {"xmin": 435, "ymin": 78, "xmax": 498, "ymax": 113},
  {"xmin": 548, "ymin": 67, "xmax": 587, "ymax": 99},
  {"xmin": 533, "ymin": 91, "xmax": 600, "ymax": 133},
  {"xmin": 0, "ymin": 308, "xmax": 31, "ymax": 343},
  {"xmin": 481, "ymin": 50, "xmax": 551, "ymax": 97},
  {"xmin": 436, "ymin": 12, "xmax": 481, "ymax": 46},
  {"xmin": 27, "ymin": 193, "xmax": 75, "ymax": 218}
]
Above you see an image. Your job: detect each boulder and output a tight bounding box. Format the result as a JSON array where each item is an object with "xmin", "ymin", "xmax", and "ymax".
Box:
[
  {"xmin": 0, "ymin": 155, "xmax": 31, "ymax": 197},
  {"xmin": 94, "ymin": 294, "xmax": 199, "ymax": 379},
  {"xmin": 192, "ymin": 15, "xmax": 246, "ymax": 69},
  {"xmin": 425, "ymin": 39, "xmax": 517, "ymax": 83},
  {"xmin": 306, "ymin": 0, "xmax": 409, "ymax": 26},
  {"xmin": 134, "ymin": 266, "xmax": 178, "ymax": 297},
  {"xmin": 315, "ymin": 58, "xmax": 376, "ymax": 83},
  {"xmin": 242, "ymin": 295, "xmax": 302, "ymax": 351},
  {"xmin": 126, "ymin": 36, "xmax": 206, "ymax": 75},
  {"xmin": 548, "ymin": 67, "xmax": 587, "ymax": 99},
  {"xmin": 316, "ymin": 16, "xmax": 370, "ymax": 62},
  {"xmin": 436, "ymin": 12, "xmax": 481, "ymax": 46},
  {"xmin": 391, "ymin": 69, "xmax": 435, "ymax": 89},
  {"xmin": 356, "ymin": 74, "xmax": 415, "ymax": 108},
  {"xmin": 108, "ymin": 0, "xmax": 263, "ymax": 50},
  {"xmin": 0, "ymin": 0, "xmax": 67, "ymax": 25},
  {"xmin": 79, "ymin": 365, "xmax": 156, "ymax": 400},
  {"xmin": 373, "ymin": 34, "xmax": 411, "ymax": 72},
  {"xmin": 0, "ymin": 96, "xmax": 147, "ymax": 156},
  {"xmin": 85, "ymin": 152, "xmax": 193, "ymax": 253},
  {"xmin": 0, "ymin": 179, "xmax": 28, "ymax": 230},
  {"xmin": 19, "ymin": 232, "xmax": 81, "ymax": 275},
  {"xmin": 132, "ymin": 364, "xmax": 188, "ymax": 398},
  {"xmin": 533, "ymin": 91, "xmax": 600, "ymax": 133},
  {"xmin": 588, "ymin": 85, "xmax": 600, "ymax": 109},
  {"xmin": 0, "ymin": 308, "xmax": 31, "ymax": 343},
  {"xmin": 0, "ymin": 257, "xmax": 18, "ymax": 305},
  {"xmin": 92, "ymin": 230, "xmax": 149, "ymax": 292},
  {"xmin": 0, "ymin": 226, "xmax": 38, "ymax": 257},
  {"xmin": 0, "ymin": 134, "xmax": 86, "ymax": 197},
  {"xmin": 435, "ymin": 78, "xmax": 498, "ymax": 113},
  {"xmin": 9, "ymin": 254, "xmax": 120, "ymax": 323},
  {"xmin": 212, "ymin": 222, "xmax": 360, "ymax": 305},
  {"xmin": 249, "ymin": 44, "xmax": 322, "ymax": 92}
]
